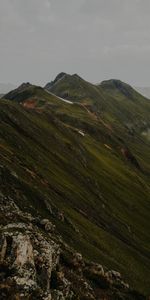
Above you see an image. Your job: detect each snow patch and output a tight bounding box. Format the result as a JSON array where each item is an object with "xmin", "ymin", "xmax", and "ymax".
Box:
[{"xmin": 45, "ymin": 90, "xmax": 73, "ymax": 104}]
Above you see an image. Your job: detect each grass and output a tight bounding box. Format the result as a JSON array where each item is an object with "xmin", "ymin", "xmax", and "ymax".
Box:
[{"xmin": 0, "ymin": 78, "xmax": 150, "ymax": 295}]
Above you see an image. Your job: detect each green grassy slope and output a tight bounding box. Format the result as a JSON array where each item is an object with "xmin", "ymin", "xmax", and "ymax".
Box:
[
  {"xmin": 1, "ymin": 80, "xmax": 150, "ymax": 295},
  {"xmin": 45, "ymin": 74, "xmax": 150, "ymax": 134}
]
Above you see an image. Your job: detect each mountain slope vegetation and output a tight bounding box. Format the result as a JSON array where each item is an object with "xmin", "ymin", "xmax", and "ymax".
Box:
[{"xmin": 0, "ymin": 74, "xmax": 150, "ymax": 298}]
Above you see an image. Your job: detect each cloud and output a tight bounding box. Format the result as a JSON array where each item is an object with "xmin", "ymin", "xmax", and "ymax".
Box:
[{"xmin": 0, "ymin": 0, "xmax": 150, "ymax": 85}]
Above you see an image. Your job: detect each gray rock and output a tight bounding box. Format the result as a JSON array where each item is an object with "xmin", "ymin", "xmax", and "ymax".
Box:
[{"xmin": 40, "ymin": 219, "xmax": 55, "ymax": 232}]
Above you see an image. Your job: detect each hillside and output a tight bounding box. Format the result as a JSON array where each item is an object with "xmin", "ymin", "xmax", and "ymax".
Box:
[{"xmin": 0, "ymin": 75, "xmax": 150, "ymax": 299}]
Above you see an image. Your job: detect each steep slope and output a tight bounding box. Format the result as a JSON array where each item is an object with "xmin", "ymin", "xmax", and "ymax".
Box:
[
  {"xmin": 1, "ymin": 80, "xmax": 150, "ymax": 298},
  {"xmin": 45, "ymin": 73, "xmax": 99, "ymax": 102},
  {"xmin": 45, "ymin": 74, "xmax": 150, "ymax": 136},
  {"xmin": 98, "ymin": 79, "xmax": 150, "ymax": 129}
]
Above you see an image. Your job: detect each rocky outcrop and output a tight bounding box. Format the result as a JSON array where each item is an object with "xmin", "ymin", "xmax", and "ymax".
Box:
[
  {"xmin": 0, "ymin": 192, "xmax": 60, "ymax": 299},
  {"xmin": 0, "ymin": 222, "xmax": 59, "ymax": 299},
  {"xmin": 0, "ymin": 192, "xmax": 146, "ymax": 300}
]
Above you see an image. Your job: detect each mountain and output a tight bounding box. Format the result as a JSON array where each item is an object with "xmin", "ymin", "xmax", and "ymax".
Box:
[
  {"xmin": 135, "ymin": 87, "xmax": 150, "ymax": 99},
  {"xmin": 0, "ymin": 74, "xmax": 150, "ymax": 299},
  {"xmin": 45, "ymin": 74, "xmax": 150, "ymax": 138},
  {"xmin": 0, "ymin": 82, "xmax": 16, "ymax": 94}
]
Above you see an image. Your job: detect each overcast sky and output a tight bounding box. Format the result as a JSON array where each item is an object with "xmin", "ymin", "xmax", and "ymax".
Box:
[{"xmin": 0, "ymin": 0, "xmax": 150, "ymax": 86}]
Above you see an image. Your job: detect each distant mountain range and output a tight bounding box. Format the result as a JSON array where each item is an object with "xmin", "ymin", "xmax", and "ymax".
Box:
[{"xmin": 1, "ymin": 81, "xmax": 150, "ymax": 100}]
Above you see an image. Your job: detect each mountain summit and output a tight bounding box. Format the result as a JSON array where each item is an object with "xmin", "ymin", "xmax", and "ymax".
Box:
[
  {"xmin": 0, "ymin": 73, "xmax": 150, "ymax": 299},
  {"xmin": 45, "ymin": 72, "xmax": 67, "ymax": 90},
  {"xmin": 100, "ymin": 79, "xmax": 138, "ymax": 99}
]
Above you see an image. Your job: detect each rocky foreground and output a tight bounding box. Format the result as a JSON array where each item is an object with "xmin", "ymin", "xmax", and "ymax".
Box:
[
  {"xmin": 0, "ymin": 75, "xmax": 150, "ymax": 299},
  {"xmin": 0, "ymin": 192, "xmax": 145, "ymax": 300}
]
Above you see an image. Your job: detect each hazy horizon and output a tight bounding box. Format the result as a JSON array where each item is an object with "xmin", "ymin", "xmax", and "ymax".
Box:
[
  {"xmin": 1, "ymin": 0, "xmax": 150, "ymax": 86},
  {"xmin": 1, "ymin": 73, "xmax": 150, "ymax": 92}
]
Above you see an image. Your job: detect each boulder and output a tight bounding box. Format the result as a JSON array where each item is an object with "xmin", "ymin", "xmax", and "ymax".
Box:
[{"xmin": 40, "ymin": 219, "xmax": 55, "ymax": 233}]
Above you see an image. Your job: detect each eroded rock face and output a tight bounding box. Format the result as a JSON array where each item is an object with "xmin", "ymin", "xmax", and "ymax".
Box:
[
  {"xmin": 0, "ymin": 224, "xmax": 59, "ymax": 299},
  {"xmin": 87, "ymin": 263, "xmax": 105, "ymax": 277},
  {"xmin": 0, "ymin": 192, "xmax": 74, "ymax": 299},
  {"xmin": 0, "ymin": 192, "xmax": 60, "ymax": 299},
  {"xmin": 0, "ymin": 193, "xmax": 145, "ymax": 300},
  {"xmin": 40, "ymin": 219, "xmax": 55, "ymax": 233},
  {"xmin": 13, "ymin": 233, "xmax": 34, "ymax": 269}
]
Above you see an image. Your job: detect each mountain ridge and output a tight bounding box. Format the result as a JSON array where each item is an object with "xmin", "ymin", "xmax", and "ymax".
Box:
[{"xmin": 0, "ymin": 73, "xmax": 150, "ymax": 299}]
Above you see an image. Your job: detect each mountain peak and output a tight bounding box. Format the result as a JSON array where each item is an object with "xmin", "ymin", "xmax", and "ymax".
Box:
[
  {"xmin": 45, "ymin": 72, "xmax": 67, "ymax": 90},
  {"xmin": 45, "ymin": 72, "xmax": 83, "ymax": 91},
  {"xmin": 4, "ymin": 82, "xmax": 38, "ymax": 102},
  {"xmin": 17, "ymin": 82, "xmax": 32, "ymax": 91},
  {"xmin": 100, "ymin": 79, "xmax": 130, "ymax": 89},
  {"xmin": 0, "ymin": 72, "xmax": 150, "ymax": 298},
  {"xmin": 100, "ymin": 79, "xmax": 135, "ymax": 99},
  {"xmin": 54, "ymin": 72, "xmax": 67, "ymax": 82}
]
